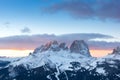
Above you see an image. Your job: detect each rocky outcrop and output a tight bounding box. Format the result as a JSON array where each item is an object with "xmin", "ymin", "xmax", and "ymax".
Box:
[
  {"xmin": 33, "ymin": 40, "xmax": 91, "ymax": 57},
  {"xmin": 59, "ymin": 42, "xmax": 68, "ymax": 50},
  {"xmin": 112, "ymin": 47, "xmax": 120, "ymax": 54},
  {"xmin": 33, "ymin": 41, "xmax": 68, "ymax": 53},
  {"xmin": 70, "ymin": 40, "xmax": 91, "ymax": 57}
]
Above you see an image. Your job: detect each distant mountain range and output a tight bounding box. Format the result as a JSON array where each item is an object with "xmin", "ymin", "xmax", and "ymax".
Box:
[{"xmin": 0, "ymin": 40, "xmax": 120, "ymax": 80}]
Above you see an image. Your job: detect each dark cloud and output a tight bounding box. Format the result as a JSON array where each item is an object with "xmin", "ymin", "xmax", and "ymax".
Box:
[
  {"xmin": 44, "ymin": 0, "xmax": 120, "ymax": 21},
  {"xmin": 88, "ymin": 41, "xmax": 120, "ymax": 50},
  {"xmin": 0, "ymin": 33, "xmax": 119, "ymax": 50},
  {"xmin": 21, "ymin": 27, "xmax": 31, "ymax": 33}
]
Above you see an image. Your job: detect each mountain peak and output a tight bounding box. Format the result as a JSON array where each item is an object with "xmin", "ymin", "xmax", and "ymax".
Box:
[
  {"xmin": 70, "ymin": 40, "xmax": 91, "ymax": 57},
  {"xmin": 33, "ymin": 40, "xmax": 91, "ymax": 57},
  {"xmin": 33, "ymin": 40, "xmax": 68, "ymax": 53},
  {"xmin": 112, "ymin": 46, "xmax": 120, "ymax": 54}
]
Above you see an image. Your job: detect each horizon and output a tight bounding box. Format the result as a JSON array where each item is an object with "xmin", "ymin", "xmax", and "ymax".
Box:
[
  {"xmin": 0, "ymin": 0, "xmax": 120, "ymax": 57},
  {"xmin": 0, "ymin": 47, "xmax": 113, "ymax": 58}
]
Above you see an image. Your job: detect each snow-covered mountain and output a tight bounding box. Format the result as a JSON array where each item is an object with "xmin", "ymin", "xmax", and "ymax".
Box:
[{"xmin": 0, "ymin": 40, "xmax": 120, "ymax": 80}]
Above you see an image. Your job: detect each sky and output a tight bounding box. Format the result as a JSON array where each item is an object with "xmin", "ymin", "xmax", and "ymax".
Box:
[{"xmin": 0, "ymin": 0, "xmax": 120, "ymax": 57}]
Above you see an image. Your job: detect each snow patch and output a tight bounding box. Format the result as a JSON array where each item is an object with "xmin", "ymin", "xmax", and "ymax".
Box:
[{"xmin": 96, "ymin": 68, "xmax": 106, "ymax": 75}]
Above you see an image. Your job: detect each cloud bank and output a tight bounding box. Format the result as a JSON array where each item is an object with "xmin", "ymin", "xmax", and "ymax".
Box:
[
  {"xmin": 0, "ymin": 33, "xmax": 119, "ymax": 50},
  {"xmin": 45, "ymin": 0, "xmax": 120, "ymax": 21}
]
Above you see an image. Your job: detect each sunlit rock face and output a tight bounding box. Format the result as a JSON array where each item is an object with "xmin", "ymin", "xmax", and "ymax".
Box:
[
  {"xmin": 44, "ymin": 40, "xmax": 60, "ymax": 51},
  {"xmin": 33, "ymin": 40, "xmax": 69, "ymax": 53},
  {"xmin": 33, "ymin": 41, "xmax": 60, "ymax": 53},
  {"xmin": 70, "ymin": 40, "xmax": 91, "ymax": 57}
]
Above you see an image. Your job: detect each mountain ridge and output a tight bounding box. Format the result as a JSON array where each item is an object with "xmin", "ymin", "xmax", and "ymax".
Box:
[{"xmin": 0, "ymin": 40, "xmax": 120, "ymax": 80}]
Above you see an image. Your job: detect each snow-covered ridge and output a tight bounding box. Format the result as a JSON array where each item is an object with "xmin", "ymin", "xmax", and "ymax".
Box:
[
  {"xmin": 5, "ymin": 40, "xmax": 120, "ymax": 77},
  {"xmin": 10, "ymin": 40, "xmax": 91, "ymax": 68},
  {"xmin": 33, "ymin": 40, "xmax": 91, "ymax": 56}
]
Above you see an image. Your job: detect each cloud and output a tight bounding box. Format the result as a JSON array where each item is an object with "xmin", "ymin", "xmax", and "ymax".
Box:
[
  {"xmin": 44, "ymin": 0, "xmax": 120, "ymax": 21},
  {"xmin": 0, "ymin": 33, "xmax": 119, "ymax": 50},
  {"xmin": 3, "ymin": 22, "xmax": 10, "ymax": 28},
  {"xmin": 21, "ymin": 27, "xmax": 31, "ymax": 33}
]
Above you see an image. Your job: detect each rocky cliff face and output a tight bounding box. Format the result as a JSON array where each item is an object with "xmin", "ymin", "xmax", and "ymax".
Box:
[
  {"xmin": 112, "ymin": 47, "xmax": 120, "ymax": 55},
  {"xmin": 33, "ymin": 40, "xmax": 91, "ymax": 57},
  {"xmin": 70, "ymin": 40, "xmax": 91, "ymax": 57},
  {"xmin": 33, "ymin": 41, "xmax": 68, "ymax": 53}
]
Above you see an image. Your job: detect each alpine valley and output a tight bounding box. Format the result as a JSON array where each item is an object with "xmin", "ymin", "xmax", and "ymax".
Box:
[{"xmin": 0, "ymin": 40, "xmax": 120, "ymax": 80}]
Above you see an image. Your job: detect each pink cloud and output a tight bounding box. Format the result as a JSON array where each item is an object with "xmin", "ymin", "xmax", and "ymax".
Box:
[{"xmin": 0, "ymin": 33, "xmax": 119, "ymax": 50}]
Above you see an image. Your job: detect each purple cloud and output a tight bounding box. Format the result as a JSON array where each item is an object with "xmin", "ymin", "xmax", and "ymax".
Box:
[
  {"xmin": 44, "ymin": 0, "xmax": 120, "ymax": 21},
  {"xmin": 0, "ymin": 33, "xmax": 119, "ymax": 50}
]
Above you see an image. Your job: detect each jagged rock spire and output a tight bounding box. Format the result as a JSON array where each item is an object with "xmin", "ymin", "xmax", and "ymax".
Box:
[
  {"xmin": 33, "ymin": 40, "xmax": 91, "ymax": 57},
  {"xmin": 70, "ymin": 40, "xmax": 91, "ymax": 57},
  {"xmin": 33, "ymin": 40, "xmax": 68, "ymax": 53},
  {"xmin": 59, "ymin": 43, "xmax": 68, "ymax": 50},
  {"xmin": 112, "ymin": 46, "xmax": 120, "ymax": 54},
  {"xmin": 39, "ymin": 40, "xmax": 60, "ymax": 52},
  {"xmin": 48, "ymin": 40, "xmax": 60, "ymax": 51}
]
